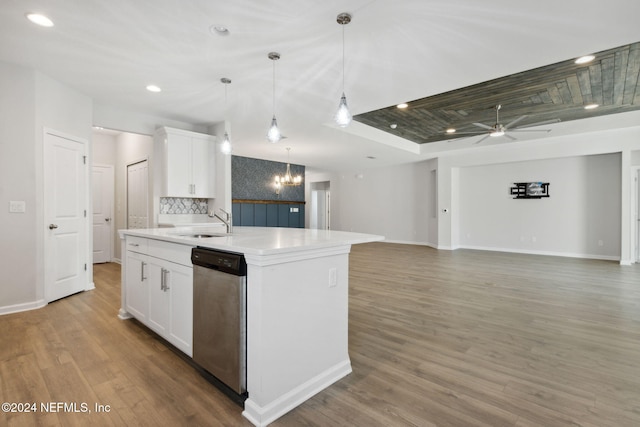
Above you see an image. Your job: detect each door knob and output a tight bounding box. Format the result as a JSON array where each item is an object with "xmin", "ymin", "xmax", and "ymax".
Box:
[
  {"xmin": 49, "ymin": 224, "xmax": 58, "ymax": 230},
  {"xmin": 105, "ymin": 218, "xmax": 111, "ymax": 222}
]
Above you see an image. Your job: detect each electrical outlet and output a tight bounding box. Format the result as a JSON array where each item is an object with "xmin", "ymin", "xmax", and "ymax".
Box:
[
  {"xmin": 329, "ymin": 267, "xmax": 337, "ymax": 288},
  {"xmin": 9, "ymin": 201, "xmax": 26, "ymax": 213}
]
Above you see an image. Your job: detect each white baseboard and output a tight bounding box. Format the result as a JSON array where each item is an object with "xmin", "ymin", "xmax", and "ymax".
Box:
[
  {"xmin": 382, "ymin": 239, "xmax": 435, "ymax": 247},
  {"xmin": 0, "ymin": 299, "xmax": 47, "ymax": 316},
  {"xmin": 459, "ymin": 244, "xmax": 620, "ymax": 261},
  {"xmin": 242, "ymin": 359, "xmax": 352, "ymax": 427}
]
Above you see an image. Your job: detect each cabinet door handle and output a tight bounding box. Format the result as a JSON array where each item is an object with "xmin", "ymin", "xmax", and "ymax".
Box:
[
  {"xmin": 140, "ymin": 261, "xmax": 147, "ymax": 281},
  {"xmin": 163, "ymin": 269, "xmax": 170, "ymax": 291},
  {"xmin": 160, "ymin": 268, "xmax": 165, "ymax": 291},
  {"xmin": 129, "ymin": 243, "xmax": 139, "ymax": 247}
]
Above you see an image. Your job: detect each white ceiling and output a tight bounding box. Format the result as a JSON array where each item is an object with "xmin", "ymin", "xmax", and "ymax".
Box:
[{"xmin": 1, "ymin": 0, "xmax": 639, "ymax": 172}]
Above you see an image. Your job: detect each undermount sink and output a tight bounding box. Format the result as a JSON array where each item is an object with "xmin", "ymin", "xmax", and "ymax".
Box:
[{"xmin": 180, "ymin": 233, "xmax": 229, "ymax": 238}]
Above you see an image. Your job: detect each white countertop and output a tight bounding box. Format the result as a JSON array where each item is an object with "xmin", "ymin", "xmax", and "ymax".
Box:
[{"xmin": 119, "ymin": 226, "xmax": 384, "ymax": 256}]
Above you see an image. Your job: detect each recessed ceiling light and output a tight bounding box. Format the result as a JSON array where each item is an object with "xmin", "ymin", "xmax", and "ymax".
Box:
[
  {"xmin": 146, "ymin": 85, "xmax": 162, "ymax": 93},
  {"xmin": 390, "ymin": 123, "xmax": 398, "ymax": 129},
  {"xmin": 25, "ymin": 13, "xmax": 54, "ymax": 27},
  {"xmin": 210, "ymin": 25, "xmax": 230, "ymax": 36},
  {"xmin": 446, "ymin": 128, "xmax": 456, "ymax": 134},
  {"xmin": 575, "ymin": 55, "xmax": 595, "ymax": 64},
  {"xmin": 584, "ymin": 103, "xmax": 599, "ymax": 110},
  {"xmin": 397, "ymin": 103, "xmax": 408, "ymax": 109}
]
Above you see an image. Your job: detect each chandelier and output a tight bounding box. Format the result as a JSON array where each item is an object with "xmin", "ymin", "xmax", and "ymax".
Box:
[{"xmin": 274, "ymin": 147, "xmax": 302, "ymax": 195}]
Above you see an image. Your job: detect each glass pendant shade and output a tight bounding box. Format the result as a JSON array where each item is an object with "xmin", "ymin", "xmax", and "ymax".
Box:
[
  {"xmin": 267, "ymin": 115, "xmax": 282, "ymax": 143},
  {"xmin": 335, "ymin": 92, "xmax": 352, "ymax": 127},
  {"xmin": 221, "ymin": 132, "xmax": 232, "ymax": 154}
]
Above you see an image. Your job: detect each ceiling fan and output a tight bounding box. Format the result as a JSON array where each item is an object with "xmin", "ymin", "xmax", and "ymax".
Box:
[{"xmin": 463, "ymin": 105, "xmax": 559, "ymax": 144}]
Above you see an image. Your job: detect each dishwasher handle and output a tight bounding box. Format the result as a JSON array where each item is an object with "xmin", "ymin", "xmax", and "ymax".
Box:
[{"xmin": 191, "ymin": 247, "xmax": 247, "ymax": 276}]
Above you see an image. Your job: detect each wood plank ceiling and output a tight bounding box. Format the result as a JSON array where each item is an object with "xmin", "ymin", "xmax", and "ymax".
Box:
[{"xmin": 354, "ymin": 42, "xmax": 640, "ymax": 144}]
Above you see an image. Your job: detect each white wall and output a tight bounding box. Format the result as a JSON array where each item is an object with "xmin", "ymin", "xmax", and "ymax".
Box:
[
  {"xmin": 0, "ymin": 62, "xmax": 37, "ymax": 310},
  {"xmin": 458, "ymin": 154, "xmax": 621, "ymax": 259},
  {"xmin": 92, "ymin": 132, "xmax": 117, "ymax": 165},
  {"xmin": 320, "ymin": 119, "xmax": 640, "ymax": 262},
  {"xmin": 0, "ymin": 62, "xmax": 93, "ymax": 313},
  {"xmin": 309, "ymin": 162, "xmax": 434, "ymax": 245}
]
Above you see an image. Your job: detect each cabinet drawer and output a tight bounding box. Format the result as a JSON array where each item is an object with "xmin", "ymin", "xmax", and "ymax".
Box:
[
  {"xmin": 126, "ymin": 236, "xmax": 148, "ymax": 253},
  {"xmin": 147, "ymin": 239, "xmax": 193, "ymax": 267}
]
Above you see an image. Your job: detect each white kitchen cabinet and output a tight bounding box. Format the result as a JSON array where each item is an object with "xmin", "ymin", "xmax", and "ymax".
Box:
[
  {"xmin": 155, "ymin": 126, "xmax": 216, "ymax": 198},
  {"xmin": 124, "ymin": 251, "xmax": 148, "ymax": 321},
  {"xmin": 123, "ymin": 235, "xmax": 194, "ymax": 357},
  {"xmin": 146, "ymin": 258, "xmax": 169, "ymax": 337}
]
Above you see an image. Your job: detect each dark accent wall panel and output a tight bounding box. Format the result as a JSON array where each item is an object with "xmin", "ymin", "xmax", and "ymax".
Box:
[
  {"xmin": 233, "ymin": 202, "xmax": 305, "ymax": 228},
  {"xmin": 240, "ymin": 203, "xmax": 255, "ymax": 226},
  {"xmin": 266, "ymin": 204, "xmax": 279, "ymax": 226}
]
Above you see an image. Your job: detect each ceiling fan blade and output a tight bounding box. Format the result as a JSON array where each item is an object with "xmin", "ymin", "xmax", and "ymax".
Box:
[
  {"xmin": 510, "ymin": 129, "xmax": 551, "ymax": 133},
  {"xmin": 473, "ymin": 134, "xmax": 490, "ymax": 144},
  {"xmin": 472, "ymin": 122, "xmax": 493, "ymax": 130},
  {"xmin": 516, "ymin": 118, "xmax": 561, "ymax": 128},
  {"xmin": 504, "ymin": 115, "xmax": 528, "ymax": 129},
  {"xmin": 446, "ymin": 131, "xmax": 487, "ymax": 135},
  {"xmin": 504, "ymin": 133, "xmax": 517, "ymax": 141}
]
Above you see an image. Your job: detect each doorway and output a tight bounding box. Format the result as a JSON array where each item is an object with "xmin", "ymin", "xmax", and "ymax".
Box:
[
  {"xmin": 310, "ymin": 181, "xmax": 331, "ymax": 230},
  {"xmin": 127, "ymin": 159, "xmax": 149, "ymax": 229},
  {"xmin": 43, "ymin": 129, "xmax": 89, "ymax": 302},
  {"xmin": 635, "ymin": 169, "xmax": 640, "ymax": 262},
  {"xmin": 92, "ymin": 164, "xmax": 114, "ymax": 263}
]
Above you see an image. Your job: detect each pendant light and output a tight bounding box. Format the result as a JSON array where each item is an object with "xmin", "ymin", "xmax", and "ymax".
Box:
[
  {"xmin": 220, "ymin": 78, "xmax": 232, "ymax": 154},
  {"xmin": 267, "ymin": 52, "xmax": 282, "ymax": 143},
  {"xmin": 335, "ymin": 12, "xmax": 352, "ymax": 127}
]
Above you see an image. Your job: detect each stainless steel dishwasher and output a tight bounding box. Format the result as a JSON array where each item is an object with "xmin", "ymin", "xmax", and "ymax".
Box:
[{"xmin": 191, "ymin": 247, "xmax": 247, "ymax": 396}]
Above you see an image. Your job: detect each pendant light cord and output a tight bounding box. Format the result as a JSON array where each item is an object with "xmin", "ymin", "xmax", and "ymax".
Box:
[
  {"xmin": 272, "ymin": 58, "xmax": 276, "ymax": 115},
  {"xmin": 224, "ymin": 82, "xmax": 228, "ymax": 125},
  {"xmin": 342, "ymin": 23, "xmax": 345, "ymax": 93}
]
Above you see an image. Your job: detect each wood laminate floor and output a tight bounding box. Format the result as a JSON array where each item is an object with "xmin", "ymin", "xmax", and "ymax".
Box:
[{"xmin": 1, "ymin": 243, "xmax": 639, "ymax": 426}]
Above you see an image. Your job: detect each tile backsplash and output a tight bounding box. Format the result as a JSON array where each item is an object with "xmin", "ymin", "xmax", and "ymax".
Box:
[{"xmin": 159, "ymin": 197, "xmax": 208, "ymax": 214}]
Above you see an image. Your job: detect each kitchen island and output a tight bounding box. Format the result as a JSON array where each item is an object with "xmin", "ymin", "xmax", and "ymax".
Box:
[{"xmin": 118, "ymin": 226, "xmax": 383, "ymax": 426}]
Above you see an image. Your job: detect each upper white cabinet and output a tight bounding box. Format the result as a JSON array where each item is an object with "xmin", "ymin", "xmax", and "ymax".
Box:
[{"xmin": 154, "ymin": 127, "xmax": 216, "ymax": 198}]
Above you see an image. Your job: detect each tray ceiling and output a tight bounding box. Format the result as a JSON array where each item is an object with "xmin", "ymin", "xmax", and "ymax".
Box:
[{"xmin": 354, "ymin": 42, "xmax": 640, "ymax": 144}]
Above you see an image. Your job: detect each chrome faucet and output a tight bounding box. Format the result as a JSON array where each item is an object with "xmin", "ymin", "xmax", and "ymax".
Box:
[{"xmin": 209, "ymin": 208, "xmax": 232, "ymax": 234}]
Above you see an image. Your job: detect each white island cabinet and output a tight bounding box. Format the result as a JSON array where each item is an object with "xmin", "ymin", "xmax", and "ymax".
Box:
[
  {"xmin": 121, "ymin": 234, "xmax": 194, "ymax": 357},
  {"xmin": 119, "ymin": 226, "xmax": 383, "ymax": 427}
]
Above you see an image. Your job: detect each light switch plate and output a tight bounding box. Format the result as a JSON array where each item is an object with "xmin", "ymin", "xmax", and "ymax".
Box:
[{"xmin": 9, "ymin": 201, "xmax": 26, "ymax": 213}]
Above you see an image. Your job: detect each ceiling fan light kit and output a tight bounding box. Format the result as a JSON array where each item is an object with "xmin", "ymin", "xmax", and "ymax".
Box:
[{"xmin": 468, "ymin": 104, "xmax": 555, "ymax": 144}]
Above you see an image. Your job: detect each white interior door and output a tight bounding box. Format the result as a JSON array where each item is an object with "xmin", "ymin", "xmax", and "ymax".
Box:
[
  {"xmin": 44, "ymin": 130, "xmax": 88, "ymax": 302},
  {"xmin": 127, "ymin": 160, "xmax": 149, "ymax": 229},
  {"xmin": 92, "ymin": 164, "xmax": 114, "ymax": 263}
]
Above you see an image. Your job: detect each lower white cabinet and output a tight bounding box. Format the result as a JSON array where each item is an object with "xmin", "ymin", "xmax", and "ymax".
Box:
[
  {"xmin": 125, "ymin": 251, "xmax": 148, "ymax": 321},
  {"xmin": 124, "ymin": 237, "xmax": 193, "ymax": 357}
]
